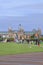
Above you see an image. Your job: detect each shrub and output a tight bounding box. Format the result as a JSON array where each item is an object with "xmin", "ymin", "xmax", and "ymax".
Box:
[
  {"xmin": 7, "ymin": 38, "xmax": 14, "ymax": 42},
  {"xmin": 0, "ymin": 38, "xmax": 3, "ymax": 41},
  {"xmin": 39, "ymin": 38, "xmax": 43, "ymax": 41}
]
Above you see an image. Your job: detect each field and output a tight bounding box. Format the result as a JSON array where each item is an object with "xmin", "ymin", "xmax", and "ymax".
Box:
[{"xmin": 0, "ymin": 42, "xmax": 43, "ymax": 55}]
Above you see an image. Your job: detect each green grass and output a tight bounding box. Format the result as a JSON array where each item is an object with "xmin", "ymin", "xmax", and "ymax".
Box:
[{"xmin": 0, "ymin": 42, "xmax": 43, "ymax": 55}]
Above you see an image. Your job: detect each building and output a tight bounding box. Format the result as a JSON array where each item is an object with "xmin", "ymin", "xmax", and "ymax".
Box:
[{"xmin": 0, "ymin": 26, "xmax": 42, "ymax": 40}]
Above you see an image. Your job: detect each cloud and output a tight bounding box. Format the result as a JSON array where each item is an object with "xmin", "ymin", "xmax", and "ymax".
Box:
[
  {"xmin": 0, "ymin": 0, "xmax": 43, "ymax": 16},
  {"xmin": 0, "ymin": 0, "xmax": 43, "ymax": 9}
]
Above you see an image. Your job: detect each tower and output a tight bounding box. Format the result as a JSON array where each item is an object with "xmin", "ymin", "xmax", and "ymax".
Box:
[
  {"xmin": 18, "ymin": 24, "xmax": 24, "ymax": 32},
  {"xmin": 8, "ymin": 27, "xmax": 13, "ymax": 38}
]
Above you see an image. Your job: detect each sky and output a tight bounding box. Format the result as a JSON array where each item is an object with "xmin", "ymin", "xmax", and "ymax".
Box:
[{"xmin": 0, "ymin": 0, "xmax": 43, "ymax": 33}]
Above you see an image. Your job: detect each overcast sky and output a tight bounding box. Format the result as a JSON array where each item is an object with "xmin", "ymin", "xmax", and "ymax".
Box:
[{"xmin": 0, "ymin": 0, "xmax": 43, "ymax": 33}]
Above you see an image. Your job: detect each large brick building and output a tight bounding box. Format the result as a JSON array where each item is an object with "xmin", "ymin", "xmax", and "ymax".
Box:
[{"xmin": 0, "ymin": 25, "xmax": 42, "ymax": 40}]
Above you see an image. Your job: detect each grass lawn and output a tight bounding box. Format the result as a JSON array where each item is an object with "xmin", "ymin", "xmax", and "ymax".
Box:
[{"xmin": 0, "ymin": 42, "xmax": 43, "ymax": 55}]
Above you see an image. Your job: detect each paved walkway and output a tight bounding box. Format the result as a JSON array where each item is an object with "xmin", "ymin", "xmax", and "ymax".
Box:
[{"xmin": 0, "ymin": 52, "xmax": 43, "ymax": 65}]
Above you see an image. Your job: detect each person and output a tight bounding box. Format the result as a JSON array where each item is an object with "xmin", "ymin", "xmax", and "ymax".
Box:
[
  {"xmin": 38, "ymin": 39, "xmax": 40, "ymax": 47},
  {"xmin": 35, "ymin": 33, "xmax": 40, "ymax": 46}
]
